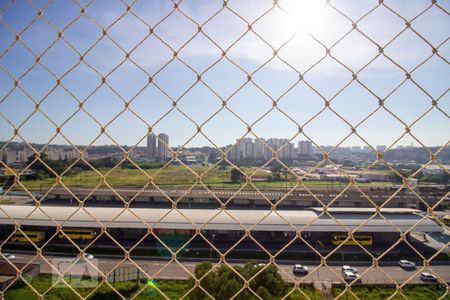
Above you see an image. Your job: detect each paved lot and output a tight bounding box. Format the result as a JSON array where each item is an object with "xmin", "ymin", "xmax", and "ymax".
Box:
[
  {"xmin": 6, "ymin": 253, "xmax": 449, "ymax": 285},
  {"xmin": 0, "ymin": 195, "xmax": 34, "ymax": 205}
]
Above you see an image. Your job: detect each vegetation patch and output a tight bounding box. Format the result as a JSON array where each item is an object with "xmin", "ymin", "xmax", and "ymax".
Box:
[
  {"xmin": 186, "ymin": 261, "xmax": 320, "ymax": 300},
  {"xmin": 4, "ymin": 263, "xmax": 321, "ymax": 300},
  {"xmin": 332, "ymin": 283, "xmax": 449, "ymax": 300}
]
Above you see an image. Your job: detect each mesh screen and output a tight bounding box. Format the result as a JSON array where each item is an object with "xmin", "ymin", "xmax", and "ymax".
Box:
[{"xmin": 0, "ymin": 0, "xmax": 449, "ymax": 299}]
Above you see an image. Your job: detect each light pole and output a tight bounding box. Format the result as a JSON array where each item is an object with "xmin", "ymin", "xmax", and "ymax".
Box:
[
  {"xmin": 285, "ymin": 173, "xmax": 288, "ymax": 193},
  {"xmin": 210, "ymin": 233, "xmax": 215, "ymax": 260}
]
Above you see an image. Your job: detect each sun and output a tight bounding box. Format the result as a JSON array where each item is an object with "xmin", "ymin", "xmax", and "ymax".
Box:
[{"xmin": 280, "ymin": 0, "xmax": 326, "ymax": 33}]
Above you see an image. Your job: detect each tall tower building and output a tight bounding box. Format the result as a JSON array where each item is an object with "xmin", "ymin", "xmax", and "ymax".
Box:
[
  {"xmin": 147, "ymin": 133, "xmax": 157, "ymax": 160},
  {"xmin": 254, "ymin": 138, "xmax": 265, "ymax": 159},
  {"xmin": 279, "ymin": 139, "xmax": 291, "ymax": 160},
  {"xmin": 158, "ymin": 133, "xmax": 170, "ymax": 159},
  {"xmin": 243, "ymin": 138, "xmax": 254, "ymax": 159},
  {"xmin": 298, "ymin": 140, "xmax": 312, "ymax": 156}
]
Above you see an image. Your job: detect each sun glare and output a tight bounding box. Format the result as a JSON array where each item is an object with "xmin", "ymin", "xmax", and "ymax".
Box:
[{"xmin": 281, "ymin": 0, "xmax": 325, "ymax": 32}]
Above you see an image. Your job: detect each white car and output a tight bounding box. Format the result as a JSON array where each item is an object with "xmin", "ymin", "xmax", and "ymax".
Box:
[
  {"xmin": 293, "ymin": 264, "xmax": 309, "ymax": 275},
  {"xmin": 420, "ymin": 272, "xmax": 438, "ymax": 282},
  {"xmin": 3, "ymin": 253, "xmax": 15, "ymax": 260},
  {"xmin": 398, "ymin": 260, "xmax": 416, "ymax": 269},
  {"xmin": 252, "ymin": 263, "xmax": 266, "ymax": 269},
  {"xmin": 78, "ymin": 253, "xmax": 94, "ymax": 260},
  {"xmin": 341, "ymin": 265, "xmax": 358, "ymax": 274},
  {"xmin": 343, "ymin": 271, "xmax": 360, "ymax": 282}
]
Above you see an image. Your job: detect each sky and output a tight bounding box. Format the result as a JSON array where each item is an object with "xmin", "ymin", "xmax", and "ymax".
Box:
[{"xmin": 0, "ymin": 0, "xmax": 448, "ymax": 151}]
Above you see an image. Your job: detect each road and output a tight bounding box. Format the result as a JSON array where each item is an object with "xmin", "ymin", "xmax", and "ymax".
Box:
[{"xmin": 5, "ymin": 253, "xmax": 449, "ymax": 285}]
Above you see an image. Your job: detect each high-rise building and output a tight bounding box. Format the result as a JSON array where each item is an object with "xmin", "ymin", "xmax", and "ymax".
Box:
[
  {"xmin": 228, "ymin": 137, "xmax": 311, "ymax": 162},
  {"xmin": 298, "ymin": 140, "xmax": 312, "ymax": 156},
  {"xmin": 147, "ymin": 133, "xmax": 157, "ymax": 160},
  {"xmin": 228, "ymin": 138, "xmax": 261, "ymax": 161},
  {"xmin": 266, "ymin": 138, "xmax": 278, "ymax": 159},
  {"xmin": 243, "ymin": 138, "xmax": 254, "ymax": 159},
  {"xmin": 235, "ymin": 138, "xmax": 249, "ymax": 160},
  {"xmin": 287, "ymin": 143, "xmax": 295, "ymax": 159},
  {"xmin": 158, "ymin": 133, "xmax": 170, "ymax": 159},
  {"xmin": 279, "ymin": 140, "xmax": 293, "ymax": 160},
  {"xmin": 254, "ymin": 138, "xmax": 266, "ymax": 159}
]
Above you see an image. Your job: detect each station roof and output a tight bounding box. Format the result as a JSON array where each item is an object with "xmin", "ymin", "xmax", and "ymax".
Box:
[{"xmin": 0, "ymin": 205, "xmax": 442, "ymax": 233}]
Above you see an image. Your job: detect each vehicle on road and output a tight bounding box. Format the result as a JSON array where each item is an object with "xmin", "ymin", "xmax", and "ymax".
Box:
[
  {"xmin": 398, "ymin": 260, "xmax": 416, "ymax": 269},
  {"xmin": 2, "ymin": 253, "xmax": 15, "ymax": 260},
  {"xmin": 293, "ymin": 264, "xmax": 309, "ymax": 276},
  {"xmin": 420, "ymin": 272, "xmax": 438, "ymax": 282},
  {"xmin": 11, "ymin": 231, "xmax": 45, "ymax": 243},
  {"xmin": 251, "ymin": 263, "xmax": 266, "ymax": 269},
  {"xmin": 332, "ymin": 234, "xmax": 373, "ymax": 246},
  {"xmin": 341, "ymin": 265, "xmax": 358, "ymax": 274},
  {"xmin": 78, "ymin": 253, "xmax": 94, "ymax": 260},
  {"xmin": 343, "ymin": 271, "xmax": 360, "ymax": 282},
  {"xmin": 58, "ymin": 229, "xmax": 97, "ymax": 240}
]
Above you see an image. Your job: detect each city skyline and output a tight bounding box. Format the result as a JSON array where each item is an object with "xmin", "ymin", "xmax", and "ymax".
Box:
[
  {"xmin": 1, "ymin": 136, "xmax": 441, "ymax": 165},
  {"xmin": 1, "ymin": 136, "xmax": 429, "ymax": 151}
]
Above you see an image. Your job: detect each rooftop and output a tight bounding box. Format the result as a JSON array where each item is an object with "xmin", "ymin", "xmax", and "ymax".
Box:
[{"xmin": 0, "ymin": 205, "xmax": 441, "ymax": 233}]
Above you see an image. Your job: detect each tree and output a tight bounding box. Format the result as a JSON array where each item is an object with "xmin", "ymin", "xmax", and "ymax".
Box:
[
  {"xmin": 188, "ymin": 262, "xmax": 291, "ymax": 300},
  {"xmin": 270, "ymin": 165, "xmax": 286, "ymax": 181},
  {"xmin": 218, "ymin": 159, "xmax": 228, "ymax": 171},
  {"xmin": 207, "ymin": 151, "xmax": 219, "ymax": 164},
  {"xmin": 188, "ymin": 262, "xmax": 218, "ymax": 300},
  {"xmin": 220, "ymin": 279, "xmax": 241, "ymax": 299},
  {"xmin": 256, "ymin": 286, "xmax": 272, "ymax": 300},
  {"xmin": 230, "ymin": 167, "xmax": 244, "ymax": 184}
]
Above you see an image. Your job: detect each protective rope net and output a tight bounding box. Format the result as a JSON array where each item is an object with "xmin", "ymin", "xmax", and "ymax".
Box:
[{"xmin": 0, "ymin": 0, "xmax": 449, "ymax": 299}]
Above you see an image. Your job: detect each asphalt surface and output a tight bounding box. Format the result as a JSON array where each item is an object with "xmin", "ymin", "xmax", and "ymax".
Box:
[{"xmin": 5, "ymin": 253, "xmax": 449, "ymax": 285}]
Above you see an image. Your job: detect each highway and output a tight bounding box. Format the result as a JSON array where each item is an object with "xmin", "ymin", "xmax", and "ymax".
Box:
[{"xmin": 5, "ymin": 253, "xmax": 449, "ymax": 284}]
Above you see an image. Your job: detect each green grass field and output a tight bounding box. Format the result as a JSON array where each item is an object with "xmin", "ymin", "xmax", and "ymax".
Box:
[{"xmin": 18, "ymin": 166, "xmax": 392, "ymax": 191}]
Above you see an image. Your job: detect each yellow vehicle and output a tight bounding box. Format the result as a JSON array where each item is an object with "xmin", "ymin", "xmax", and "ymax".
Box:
[
  {"xmin": 332, "ymin": 234, "xmax": 373, "ymax": 246},
  {"xmin": 58, "ymin": 229, "xmax": 97, "ymax": 240},
  {"xmin": 443, "ymin": 215, "xmax": 450, "ymax": 226},
  {"xmin": 12, "ymin": 231, "xmax": 45, "ymax": 243}
]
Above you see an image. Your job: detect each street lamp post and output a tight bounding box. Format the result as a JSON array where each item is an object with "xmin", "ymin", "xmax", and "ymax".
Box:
[{"xmin": 210, "ymin": 233, "xmax": 215, "ymax": 260}]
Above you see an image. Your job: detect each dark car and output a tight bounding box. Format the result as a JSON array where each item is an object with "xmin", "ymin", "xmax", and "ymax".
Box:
[{"xmin": 293, "ymin": 264, "xmax": 309, "ymax": 276}]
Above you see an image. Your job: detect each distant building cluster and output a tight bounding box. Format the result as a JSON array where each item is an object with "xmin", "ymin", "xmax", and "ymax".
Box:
[
  {"xmin": 146, "ymin": 133, "xmax": 170, "ymax": 161},
  {"xmin": 1, "ymin": 139, "xmax": 446, "ymax": 170},
  {"xmin": 227, "ymin": 138, "xmax": 313, "ymax": 161},
  {"xmin": 1, "ymin": 147, "xmax": 82, "ymax": 165}
]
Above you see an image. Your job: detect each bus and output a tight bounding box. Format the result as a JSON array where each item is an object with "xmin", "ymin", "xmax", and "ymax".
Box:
[
  {"xmin": 58, "ymin": 229, "xmax": 97, "ymax": 240},
  {"xmin": 332, "ymin": 234, "xmax": 373, "ymax": 246},
  {"xmin": 12, "ymin": 231, "xmax": 45, "ymax": 243}
]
